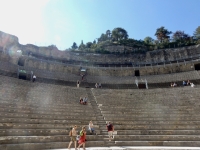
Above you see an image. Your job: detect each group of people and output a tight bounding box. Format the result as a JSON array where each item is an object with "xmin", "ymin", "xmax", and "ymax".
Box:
[
  {"xmin": 68, "ymin": 125, "xmax": 86, "ymax": 150},
  {"xmin": 68, "ymin": 121, "xmax": 114, "ymax": 150},
  {"xmin": 171, "ymin": 80, "xmax": 195, "ymax": 88},
  {"xmin": 170, "ymin": 82, "xmax": 177, "ymax": 87},
  {"xmin": 183, "ymin": 80, "xmax": 195, "ymax": 87},
  {"xmin": 79, "ymin": 97, "xmax": 88, "ymax": 105},
  {"xmin": 95, "ymin": 83, "xmax": 102, "ymax": 88}
]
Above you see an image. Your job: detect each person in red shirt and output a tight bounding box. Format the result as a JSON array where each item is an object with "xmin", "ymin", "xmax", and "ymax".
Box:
[
  {"xmin": 106, "ymin": 121, "xmax": 114, "ymax": 141},
  {"xmin": 77, "ymin": 126, "xmax": 86, "ymax": 150}
]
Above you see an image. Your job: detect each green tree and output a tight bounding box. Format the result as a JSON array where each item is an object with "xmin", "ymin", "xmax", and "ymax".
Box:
[
  {"xmin": 144, "ymin": 36, "xmax": 154, "ymax": 44},
  {"xmin": 111, "ymin": 27, "xmax": 128, "ymax": 41},
  {"xmin": 106, "ymin": 30, "xmax": 111, "ymax": 37},
  {"xmin": 194, "ymin": 26, "xmax": 200, "ymax": 38},
  {"xmin": 172, "ymin": 31, "xmax": 190, "ymax": 41},
  {"xmin": 71, "ymin": 42, "xmax": 78, "ymax": 49},
  {"xmin": 155, "ymin": 26, "xmax": 172, "ymax": 43},
  {"xmin": 86, "ymin": 42, "xmax": 93, "ymax": 48},
  {"xmin": 98, "ymin": 33, "xmax": 109, "ymax": 42},
  {"xmin": 79, "ymin": 40, "xmax": 86, "ymax": 50}
]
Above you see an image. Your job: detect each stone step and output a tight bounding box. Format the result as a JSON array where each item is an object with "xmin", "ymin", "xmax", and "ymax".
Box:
[
  {"xmin": 0, "ymin": 104, "xmax": 95, "ymax": 114},
  {"xmin": 101, "ymin": 130, "xmax": 200, "ymax": 135},
  {"xmin": 0, "ymin": 113, "xmax": 96, "ymax": 120},
  {"xmin": 48, "ymin": 146, "xmax": 200, "ymax": 150},
  {"xmin": 99, "ymin": 107, "xmax": 197, "ymax": 111},
  {"xmin": 99, "ymin": 106, "xmax": 198, "ymax": 110},
  {"xmin": 101, "ymin": 110, "xmax": 198, "ymax": 114},
  {"xmin": 0, "ymin": 102, "xmax": 94, "ymax": 111},
  {"xmin": 114, "ymin": 141, "xmax": 200, "ymax": 147},
  {"xmin": 0, "ymin": 135, "xmax": 110, "ymax": 144},
  {"xmin": 0, "ymin": 141, "xmax": 106, "ymax": 150},
  {"xmin": 98, "ymin": 120, "xmax": 200, "ymax": 125},
  {"xmin": 99, "ymin": 124, "xmax": 200, "ymax": 130},
  {"xmin": 103, "ymin": 114, "xmax": 200, "ymax": 118},
  {"xmin": 0, "ymin": 118, "xmax": 99, "ymax": 125},
  {"xmin": 1, "ymin": 135, "xmax": 200, "ymax": 145},
  {"xmin": 98, "ymin": 101, "xmax": 196, "ymax": 104},
  {"xmin": 0, "ymin": 108, "xmax": 97, "ymax": 117},
  {"xmin": 103, "ymin": 117, "xmax": 200, "ymax": 121},
  {"xmin": 1, "ymin": 141, "xmax": 200, "ymax": 150},
  {"xmin": 0, "ymin": 123, "xmax": 98, "ymax": 130},
  {"xmin": 0, "ymin": 117, "xmax": 99, "ymax": 125},
  {"xmin": 0, "ymin": 129, "xmax": 100, "ymax": 136}
]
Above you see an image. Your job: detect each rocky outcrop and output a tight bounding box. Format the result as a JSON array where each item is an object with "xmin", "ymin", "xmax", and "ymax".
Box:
[{"xmin": 0, "ymin": 31, "xmax": 19, "ymax": 49}]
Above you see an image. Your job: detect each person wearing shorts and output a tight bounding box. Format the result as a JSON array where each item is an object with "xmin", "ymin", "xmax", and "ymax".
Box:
[
  {"xmin": 68, "ymin": 125, "xmax": 77, "ymax": 150},
  {"xmin": 106, "ymin": 121, "xmax": 114, "ymax": 141}
]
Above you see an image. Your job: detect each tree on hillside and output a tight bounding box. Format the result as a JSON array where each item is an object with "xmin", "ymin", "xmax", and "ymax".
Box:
[
  {"xmin": 155, "ymin": 26, "xmax": 172, "ymax": 43},
  {"xmin": 79, "ymin": 40, "xmax": 86, "ymax": 50},
  {"xmin": 172, "ymin": 31, "xmax": 190, "ymax": 41},
  {"xmin": 144, "ymin": 36, "xmax": 154, "ymax": 45},
  {"xmin": 194, "ymin": 26, "xmax": 200, "ymax": 38},
  {"xmin": 98, "ymin": 33, "xmax": 109, "ymax": 42},
  {"xmin": 86, "ymin": 42, "xmax": 93, "ymax": 48},
  {"xmin": 106, "ymin": 30, "xmax": 111, "ymax": 37},
  {"xmin": 111, "ymin": 27, "xmax": 128, "ymax": 41},
  {"xmin": 71, "ymin": 42, "xmax": 78, "ymax": 49}
]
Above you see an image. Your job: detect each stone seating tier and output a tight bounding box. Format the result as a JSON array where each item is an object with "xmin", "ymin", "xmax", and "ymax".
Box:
[{"xmin": 1, "ymin": 75, "xmax": 200, "ymax": 149}]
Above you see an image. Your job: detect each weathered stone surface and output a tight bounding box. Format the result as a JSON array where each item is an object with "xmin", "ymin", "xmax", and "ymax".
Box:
[{"xmin": 1, "ymin": 30, "xmax": 200, "ymax": 68}]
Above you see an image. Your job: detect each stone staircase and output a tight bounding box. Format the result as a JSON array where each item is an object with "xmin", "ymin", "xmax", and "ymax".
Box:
[
  {"xmin": 1, "ymin": 75, "xmax": 200, "ymax": 149},
  {"xmin": 92, "ymin": 87, "xmax": 200, "ymax": 147},
  {"xmin": 0, "ymin": 75, "xmax": 107, "ymax": 149}
]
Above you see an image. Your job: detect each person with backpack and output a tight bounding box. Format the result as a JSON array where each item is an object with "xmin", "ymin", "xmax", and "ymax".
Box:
[
  {"xmin": 68, "ymin": 125, "xmax": 77, "ymax": 150},
  {"xmin": 77, "ymin": 126, "xmax": 86, "ymax": 150},
  {"xmin": 106, "ymin": 121, "xmax": 114, "ymax": 141}
]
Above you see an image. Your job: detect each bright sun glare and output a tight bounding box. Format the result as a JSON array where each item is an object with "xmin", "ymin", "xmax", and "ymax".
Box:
[{"xmin": 0, "ymin": 0, "xmax": 49, "ymax": 45}]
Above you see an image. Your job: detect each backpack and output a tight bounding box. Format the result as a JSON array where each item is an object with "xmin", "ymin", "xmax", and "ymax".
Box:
[
  {"xmin": 80, "ymin": 130, "xmax": 83, "ymax": 136},
  {"xmin": 69, "ymin": 130, "xmax": 72, "ymax": 136},
  {"xmin": 107, "ymin": 124, "xmax": 113, "ymax": 130}
]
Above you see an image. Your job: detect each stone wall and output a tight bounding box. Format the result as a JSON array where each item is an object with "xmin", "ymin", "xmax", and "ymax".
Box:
[
  {"xmin": 21, "ymin": 54, "xmax": 197, "ymax": 77},
  {"xmin": 23, "ymin": 56, "xmax": 80, "ymax": 75},
  {"xmin": 1, "ymin": 30, "xmax": 200, "ymax": 68},
  {"xmin": 104, "ymin": 45, "xmax": 135, "ymax": 53}
]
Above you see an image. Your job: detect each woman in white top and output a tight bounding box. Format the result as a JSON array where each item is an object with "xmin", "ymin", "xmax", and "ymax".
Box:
[{"xmin": 88, "ymin": 121, "xmax": 95, "ymax": 134}]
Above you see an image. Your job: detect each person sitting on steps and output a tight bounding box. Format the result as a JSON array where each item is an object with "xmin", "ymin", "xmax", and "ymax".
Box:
[
  {"xmin": 83, "ymin": 97, "xmax": 87, "ymax": 105},
  {"xmin": 88, "ymin": 121, "xmax": 95, "ymax": 134}
]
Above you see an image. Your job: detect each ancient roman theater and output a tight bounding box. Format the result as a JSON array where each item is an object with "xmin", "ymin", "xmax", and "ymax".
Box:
[{"xmin": 1, "ymin": 31, "xmax": 200, "ymax": 150}]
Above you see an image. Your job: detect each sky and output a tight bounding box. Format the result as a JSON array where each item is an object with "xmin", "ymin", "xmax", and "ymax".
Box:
[{"xmin": 0, "ymin": 0, "xmax": 199, "ymax": 50}]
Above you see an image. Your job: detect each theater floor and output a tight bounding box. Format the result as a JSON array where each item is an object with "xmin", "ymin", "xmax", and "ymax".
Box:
[{"xmin": 49, "ymin": 146, "xmax": 200, "ymax": 150}]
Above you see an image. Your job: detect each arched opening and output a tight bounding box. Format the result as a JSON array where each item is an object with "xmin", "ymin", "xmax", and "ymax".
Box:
[
  {"xmin": 135, "ymin": 70, "xmax": 140, "ymax": 76},
  {"xmin": 138, "ymin": 83, "xmax": 146, "ymax": 89},
  {"xmin": 18, "ymin": 70, "xmax": 27, "ymax": 80},
  {"xmin": 18, "ymin": 57, "xmax": 25, "ymax": 66},
  {"xmin": 195, "ymin": 64, "xmax": 200, "ymax": 70}
]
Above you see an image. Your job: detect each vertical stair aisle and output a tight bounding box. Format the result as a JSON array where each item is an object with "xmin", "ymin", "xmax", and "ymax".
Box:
[{"xmin": 86, "ymin": 88, "xmax": 116, "ymax": 146}]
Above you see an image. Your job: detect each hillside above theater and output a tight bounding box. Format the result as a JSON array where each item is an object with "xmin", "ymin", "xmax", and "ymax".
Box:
[{"xmin": 0, "ymin": 30, "xmax": 200, "ymax": 66}]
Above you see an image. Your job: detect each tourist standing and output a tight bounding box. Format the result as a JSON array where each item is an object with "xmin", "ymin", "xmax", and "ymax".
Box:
[
  {"xmin": 77, "ymin": 126, "xmax": 86, "ymax": 150},
  {"xmin": 32, "ymin": 75, "xmax": 36, "ymax": 82},
  {"xmin": 68, "ymin": 125, "xmax": 77, "ymax": 150},
  {"xmin": 106, "ymin": 121, "xmax": 114, "ymax": 141},
  {"xmin": 77, "ymin": 80, "xmax": 80, "ymax": 88}
]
